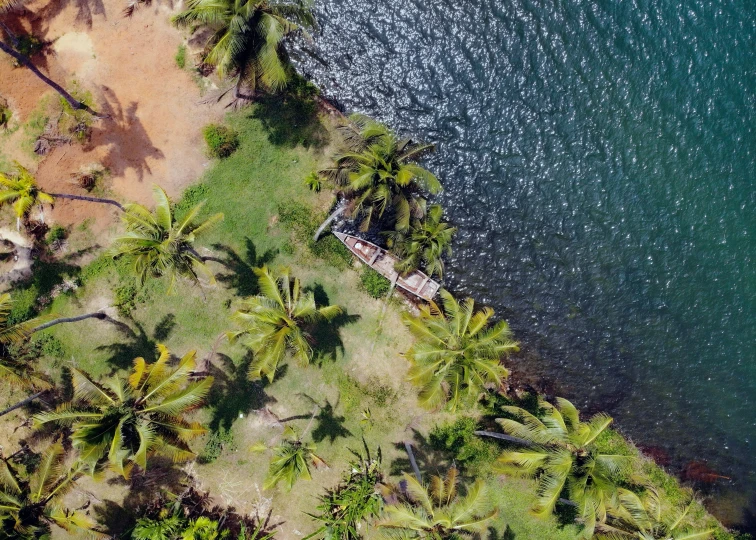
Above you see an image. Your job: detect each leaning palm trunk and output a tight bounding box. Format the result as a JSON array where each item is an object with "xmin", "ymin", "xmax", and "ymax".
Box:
[
  {"xmin": 0, "ymin": 390, "xmax": 45, "ymax": 418},
  {"xmin": 0, "ymin": 40, "xmax": 104, "ymax": 117},
  {"xmin": 48, "ymin": 192, "xmax": 124, "ymax": 211},
  {"xmin": 313, "ymin": 205, "xmax": 345, "ymax": 241},
  {"xmin": 31, "ymin": 311, "xmax": 107, "ymax": 332}
]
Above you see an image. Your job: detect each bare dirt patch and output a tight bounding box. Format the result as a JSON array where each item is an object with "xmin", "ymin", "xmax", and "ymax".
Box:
[{"xmin": 0, "ymin": 0, "xmax": 225, "ymax": 234}]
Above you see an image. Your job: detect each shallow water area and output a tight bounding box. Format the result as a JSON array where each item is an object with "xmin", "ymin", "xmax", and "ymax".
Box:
[{"xmin": 294, "ymin": 0, "xmax": 756, "ymax": 529}]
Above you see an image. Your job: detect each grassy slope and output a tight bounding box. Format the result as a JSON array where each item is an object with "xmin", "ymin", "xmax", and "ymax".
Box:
[{"xmin": 20, "ymin": 102, "xmax": 579, "ymax": 539}]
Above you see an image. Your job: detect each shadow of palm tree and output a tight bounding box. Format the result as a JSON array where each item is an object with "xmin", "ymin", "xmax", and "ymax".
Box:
[
  {"xmin": 95, "ymin": 313, "xmax": 176, "ymax": 371},
  {"xmin": 310, "ymin": 398, "xmax": 351, "ymax": 444},
  {"xmin": 210, "ymin": 238, "xmax": 278, "ymax": 297},
  {"xmin": 389, "ymin": 429, "xmax": 451, "ymax": 480},
  {"xmin": 305, "ymin": 283, "xmax": 360, "ymax": 365},
  {"xmin": 205, "ymin": 353, "xmax": 276, "ymax": 431},
  {"xmin": 249, "ymin": 90, "xmax": 329, "ymax": 150},
  {"xmin": 488, "ymin": 525, "xmax": 516, "ymax": 540}
]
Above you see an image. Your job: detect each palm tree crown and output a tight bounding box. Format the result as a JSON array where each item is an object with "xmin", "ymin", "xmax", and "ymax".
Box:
[
  {"xmin": 111, "ymin": 185, "xmax": 223, "ymax": 290},
  {"xmin": 265, "ymin": 427, "xmax": 326, "ymax": 490},
  {"xmin": 34, "ymin": 345, "xmax": 213, "ymax": 478},
  {"xmin": 598, "ymin": 486, "xmax": 715, "ymax": 540},
  {"xmin": 321, "ymin": 115, "xmax": 441, "ymax": 233},
  {"xmin": 493, "ymin": 397, "xmax": 634, "ymax": 538},
  {"xmin": 379, "ymin": 467, "xmax": 497, "ymax": 539},
  {"xmin": 384, "ymin": 203, "xmax": 456, "ymax": 279},
  {"xmin": 402, "ymin": 289, "xmax": 518, "ymax": 411},
  {"xmin": 172, "ymin": 0, "xmax": 315, "ymax": 96},
  {"xmin": 0, "ymin": 162, "xmax": 54, "ymax": 228},
  {"xmin": 227, "ymin": 266, "xmax": 342, "ymax": 382},
  {"xmin": 0, "ymin": 443, "xmax": 101, "ymax": 538}
]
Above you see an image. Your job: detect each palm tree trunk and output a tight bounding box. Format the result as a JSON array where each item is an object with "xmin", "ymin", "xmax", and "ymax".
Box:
[
  {"xmin": 49, "ymin": 193, "xmax": 124, "ymax": 211},
  {"xmin": 403, "ymin": 441, "xmax": 422, "ymax": 482},
  {"xmin": 0, "ymin": 391, "xmax": 45, "ymax": 418},
  {"xmin": 474, "ymin": 430, "xmax": 534, "ymax": 447},
  {"xmin": 0, "ymin": 40, "xmax": 105, "ymax": 118},
  {"xmin": 32, "ymin": 311, "xmax": 106, "ymax": 332},
  {"xmin": 312, "ymin": 205, "xmax": 345, "ymax": 242}
]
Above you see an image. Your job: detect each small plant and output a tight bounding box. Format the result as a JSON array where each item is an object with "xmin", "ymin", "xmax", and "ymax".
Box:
[
  {"xmin": 70, "ymin": 163, "xmax": 106, "ymax": 191},
  {"xmin": 113, "ymin": 284, "xmax": 138, "ymax": 316},
  {"xmin": 175, "ymin": 43, "xmax": 187, "ymax": 69},
  {"xmin": 359, "ymin": 267, "xmax": 390, "ymax": 298},
  {"xmin": 198, "ymin": 427, "xmax": 237, "ymax": 464},
  {"xmin": 429, "ymin": 417, "xmax": 499, "ymax": 474},
  {"xmin": 203, "ymin": 124, "xmax": 240, "ymax": 158},
  {"xmin": 304, "ymin": 171, "xmax": 321, "ymax": 192},
  {"xmin": 45, "ymin": 225, "xmax": 67, "ymax": 245},
  {"xmin": 13, "ymin": 34, "xmax": 44, "ymax": 65},
  {"xmin": 308, "ymin": 441, "xmax": 384, "ymax": 539},
  {"xmin": 0, "ymin": 99, "xmax": 11, "ymax": 128}
]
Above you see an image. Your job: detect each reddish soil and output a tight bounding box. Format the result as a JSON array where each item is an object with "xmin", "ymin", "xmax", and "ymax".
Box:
[{"xmin": 0, "ymin": 0, "xmax": 225, "ymax": 231}]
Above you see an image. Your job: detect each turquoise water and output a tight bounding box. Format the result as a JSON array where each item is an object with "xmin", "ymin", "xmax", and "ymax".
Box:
[{"xmin": 295, "ymin": 0, "xmax": 756, "ymax": 528}]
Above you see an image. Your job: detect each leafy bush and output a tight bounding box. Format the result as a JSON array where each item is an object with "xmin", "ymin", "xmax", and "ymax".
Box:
[
  {"xmin": 14, "ymin": 34, "xmax": 43, "ymax": 62},
  {"xmin": 7, "ymin": 287, "xmax": 38, "ymax": 325},
  {"xmin": 203, "ymin": 124, "xmax": 240, "ymax": 158},
  {"xmin": 362, "ymin": 376, "xmax": 396, "ymax": 407},
  {"xmin": 34, "ymin": 334, "xmax": 67, "ymax": 359},
  {"xmin": 0, "ymin": 102, "xmax": 11, "ymax": 128},
  {"xmin": 114, "ymin": 284, "xmax": 138, "ymax": 316},
  {"xmin": 429, "ymin": 417, "xmax": 499, "ymax": 474},
  {"xmin": 304, "ymin": 171, "xmax": 321, "ymax": 192},
  {"xmin": 359, "ymin": 267, "xmax": 390, "ymax": 298},
  {"xmin": 198, "ymin": 428, "xmax": 237, "ymax": 464},
  {"xmin": 175, "ymin": 44, "xmax": 187, "ymax": 69},
  {"xmin": 45, "ymin": 225, "xmax": 67, "ymax": 244},
  {"xmin": 174, "ymin": 183, "xmax": 210, "ymax": 219}
]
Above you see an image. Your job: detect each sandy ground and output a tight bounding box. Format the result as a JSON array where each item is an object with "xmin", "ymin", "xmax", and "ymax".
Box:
[{"xmin": 0, "ymin": 0, "xmax": 225, "ymax": 231}]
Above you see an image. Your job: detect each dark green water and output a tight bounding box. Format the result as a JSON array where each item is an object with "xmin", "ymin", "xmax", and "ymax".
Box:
[{"xmin": 294, "ymin": 0, "xmax": 756, "ymax": 527}]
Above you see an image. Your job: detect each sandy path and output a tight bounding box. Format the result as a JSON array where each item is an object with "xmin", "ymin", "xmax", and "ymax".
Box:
[{"xmin": 0, "ymin": 0, "xmax": 225, "ymax": 230}]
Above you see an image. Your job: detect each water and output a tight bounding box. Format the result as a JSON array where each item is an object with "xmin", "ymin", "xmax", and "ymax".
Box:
[{"xmin": 293, "ymin": 0, "xmax": 756, "ymax": 528}]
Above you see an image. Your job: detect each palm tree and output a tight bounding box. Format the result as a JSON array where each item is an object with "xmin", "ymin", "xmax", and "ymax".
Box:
[
  {"xmin": 0, "ymin": 162, "xmax": 123, "ymax": 230},
  {"xmin": 227, "ymin": 266, "xmax": 342, "ymax": 382},
  {"xmin": 171, "ymin": 0, "xmax": 315, "ymax": 98},
  {"xmin": 401, "ymin": 289, "xmax": 518, "ymax": 411},
  {"xmin": 0, "ymin": 442, "xmax": 103, "ymax": 538},
  {"xmin": 378, "ymin": 467, "xmax": 497, "ymax": 538},
  {"xmin": 597, "ymin": 487, "xmax": 715, "ymax": 540},
  {"xmin": 264, "ymin": 426, "xmax": 326, "ymax": 490},
  {"xmin": 384, "ymin": 203, "xmax": 456, "ymax": 279},
  {"xmin": 34, "ymin": 345, "xmax": 213, "ymax": 478},
  {"xmin": 111, "ymin": 185, "xmax": 223, "ymax": 290},
  {"xmin": 319, "ymin": 115, "xmax": 441, "ymax": 233},
  {"xmin": 488, "ymin": 397, "xmax": 634, "ymax": 538}
]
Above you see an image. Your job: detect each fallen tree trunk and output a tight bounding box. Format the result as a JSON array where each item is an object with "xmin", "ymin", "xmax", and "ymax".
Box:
[{"xmin": 32, "ymin": 311, "xmax": 106, "ymax": 332}]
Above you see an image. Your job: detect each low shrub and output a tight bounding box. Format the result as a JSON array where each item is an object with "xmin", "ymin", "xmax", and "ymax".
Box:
[
  {"xmin": 359, "ymin": 267, "xmax": 390, "ymax": 298},
  {"xmin": 175, "ymin": 44, "xmax": 187, "ymax": 69},
  {"xmin": 114, "ymin": 284, "xmax": 138, "ymax": 317},
  {"xmin": 14, "ymin": 34, "xmax": 43, "ymax": 63},
  {"xmin": 45, "ymin": 225, "xmax": 67, "ymax": 244},
  {"xmin": 203, "ymin": 124, "xmax": 240, "ymax": 158},
  {"xmin": 429, "ymin": 417, "xmax": 499, "ymax": 474},
  {"xmin": 174, "ymin": 182, "xmax": 210, "ymax": 219},
  {"xmin": 0, "ymin": 101, "xmax": 11, "ymax": 128},
  {"xmin": 7, "ymin": 287, "xmax": 38, "ymax": 325},
  {"xmin": 198, "ymin": 428, "xmax": 237, "ymax": 464}
]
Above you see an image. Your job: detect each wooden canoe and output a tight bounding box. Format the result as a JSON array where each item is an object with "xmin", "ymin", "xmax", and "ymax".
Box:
[{"xmin": 333, "ymin": 232, "xmax": 441, "ymax": 302}]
